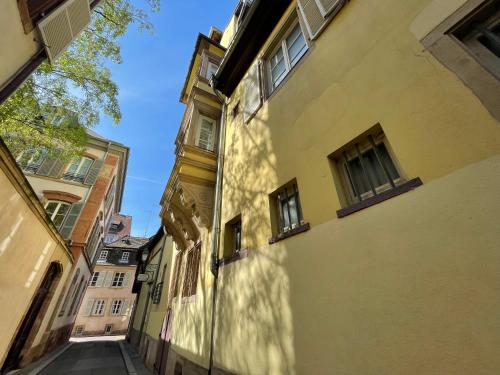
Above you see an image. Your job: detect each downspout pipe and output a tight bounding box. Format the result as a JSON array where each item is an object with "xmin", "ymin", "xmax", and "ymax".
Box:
[{"xmin": 208, "ymin": 79, "xmax": 227, "ymax": 374}]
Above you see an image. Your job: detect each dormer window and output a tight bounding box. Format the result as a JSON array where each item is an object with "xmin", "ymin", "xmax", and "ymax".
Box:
[
  {"xmin": 120, "ymin": 252, "xmax": 130, "ymax": 263},
  {"xmin": 195, "ymin": 116, "xmax": 216, "ymax": 151}
]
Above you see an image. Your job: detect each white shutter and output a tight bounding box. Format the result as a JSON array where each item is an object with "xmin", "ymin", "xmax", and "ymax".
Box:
[
  {"xmin": 103, "ymin": 271, "xmax": 114, "ymax": 288},
  {"xmin": 82, "ymin": 298, "xmax": 94, "ymax": 316},
  {"xmin": 96, "ymin": 272, "xmax": 106, "ymax": 287},
  {"xmin": 243, "ymin": 61, "xmax": 263, "ymax": 123},
  {"xmin": 37, "ymin": 0, "xmax": 91, "ymax": 62},
  {"xmin": 121, "ymin": 300, "xmax": 130, "ymax": 316},
  {"xmin": 123, "ymin": 272, "xmax": 131, "ymax": 288},
  {"xmin": 298, "ymin": 0, "xmax": 347, "ymax": 40}
]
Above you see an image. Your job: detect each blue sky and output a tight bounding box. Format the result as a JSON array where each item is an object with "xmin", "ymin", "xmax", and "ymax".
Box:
[{"xmin": 94, "ymin": 1, "xmax": 235, "ymax": 237}]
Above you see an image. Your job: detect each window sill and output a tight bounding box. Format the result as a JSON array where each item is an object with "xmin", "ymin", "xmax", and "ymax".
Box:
[
  {"xmin": 268, "ymin": 222, "xmax": 311, "ymax": 244},
  {"xmin": 336, "ymin": 177, "xmax": 423, "ymax": 218},
  {"xmin": 219, "ymin": 248, "xmax": 249, "ymax": 267}
]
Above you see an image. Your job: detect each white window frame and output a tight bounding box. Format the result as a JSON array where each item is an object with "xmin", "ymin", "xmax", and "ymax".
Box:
[
  {"xmin": 267, "ymin": 19, "xmax": 309, "ymax": 93},
  {"xmin": 110, "ymin": 300, "xmax": 123, "ymax": 315},
  {"xmin": 97, "ymin": 250, "xmax": 108, "ymax": 263},
  {"xmin": 195, "ymin": 115, "xmax": 216, "ymax": 151},
  {"xmin": 65, "ymin": 156, "xmax": 94, "ymax": 177},
  {"xmin": 112, "ymin": 272, "xmax": 125, "ymax": 287},
  {"xmin": 44, "ymin": 201, "xmax": 71, "ymax": 229},
  {"xmin": 120, "ymin": 252, "xmax": 130, "ymax": 263},
  {"xmin": 91, "ymin": 299, "xmax": 106, "ymax": 316},
  {"xmin": 89, "ymin": 272, "xmax": 100, "ymax": 287},
  {"xmin": 104, "ymin": 324, "xmax": 113, "ymax": 334}
]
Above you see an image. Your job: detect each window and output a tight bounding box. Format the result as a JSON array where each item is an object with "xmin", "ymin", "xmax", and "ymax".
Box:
[
  {"xmin": 89, "ymin": 272, "xmax": 100, "ymax": 287},
  {"xmin": 270, "ymin": 180, "xmax": 305, "ymax": 235},
  {"xmin": 112, "ymin": 272, "xmax": 125, "ymax": 287},
  {"xmin": 152, "ymin": 282, "xmax": 163, "ymax": 304},
  {"xmin": 224, "ymin": 215, "xmax": 242, "ymax": 256},
  {"xmin": 331, "ymin": 126, "xmax": 422, "ymax": 218},
  {"xmin": 182, "ymin": 245, "xmax": 201, "ymax": 297},
  {"xmin": 104, "ymin": 324, "xmax": 113, "ymax": 334},
  {"xmin": 97, "ymin": 250, "xmax": 108, "ymax": 263},
  {"xmin": 63, "ymin": 157, "xmax": 93, "ymax": 183},
  {"xmin": 335, "ymin": 133, "xmax": 402, "ymax": 202},
  {"xmin": 267, "ymin": 21, "xmax": 308, "ymax": 92},
  {"xmin": 16, "ymin": 148, "xmax": 47, "ymax": 173},
  {"xmin": 92, "ymin": 299, "xmax": 106, "ymax": 315},
  {"xmin": 196, "ymin": 116, "xmax": 216, "ymax": 151},
  {"xmin": 451, "ymin": 0, "xmax": 500, "ymax": 79},
  {"xmin": 206, "ymin": 62, "xmax": 219, "ymax": 79},
  {"xmin": 120, "ymin": 252, "xmax": 130, "ymax": 263},
  {"xmin": 45, "ymin": 201, "xmax": 71, "ymax": 229},
  {"xmin": 75, "ymin": 325, "xmax": 84, "ymax": 336},
  {"xmin": 111, "ymin": 300, "xmax": 123, "ymax": 315}
]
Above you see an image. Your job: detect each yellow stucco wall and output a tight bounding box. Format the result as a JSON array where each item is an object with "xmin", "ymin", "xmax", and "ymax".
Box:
[
  {"xmin": 0, "ymin": 159, "xmax": 73, "ymax": 366},
  {"xmin": 0, "ymin": 0, "xmax": 41, "ymax": 89},
  {"xmin": 209, "ymin": 0, "xmax": 500, "ymax": 374}
]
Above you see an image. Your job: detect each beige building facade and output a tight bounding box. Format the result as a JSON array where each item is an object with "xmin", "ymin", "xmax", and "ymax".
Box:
[
  {"xmin": 73, "ymin": 236, "xmax": 147, "ymax": 336},
  {"xmin": 0, "ymin": 139, "xmax": 74, "ymax": 372},
  {"xmin": 132, "ymin": 0, "xmax": 500, "ymax": 374}
]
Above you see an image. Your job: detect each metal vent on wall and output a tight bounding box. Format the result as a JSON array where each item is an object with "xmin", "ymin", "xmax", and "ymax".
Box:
[{"xmin": 37, "ymin": 0, "xmax": 91, "ymax": 62}]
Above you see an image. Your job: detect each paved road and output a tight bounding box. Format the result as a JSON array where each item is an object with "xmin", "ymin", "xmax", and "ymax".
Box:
[{"xmin": 39, "ymin": 340, "xmax": 128, "ymax": 375}]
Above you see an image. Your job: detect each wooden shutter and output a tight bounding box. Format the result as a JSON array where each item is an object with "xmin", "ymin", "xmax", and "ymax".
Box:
[
  {"xmin": 84, "ymin": 159, "xmax": 103, "ymax": 185},
  {"xmin": 49, "ymin": 158, "xmax": 65, "ymax": 178},
  {"xmin": 318, "ymin": 0, "xmax": 343, "ymax": 16},
  {"xmin": 121, "ymin": 300, "xmax": 130, "ymax": 316},
  {"xmin": 243, "ymin": 61, "xmax": 263, "ymax": 123},
  {"xmin": 96, "ymin": 272, "xmax": 106, "ymax": 287},
  {"xmin": 82, "ymin": 298, "xmax": 94, "ymax": 316},
  {"xmin": 104, "ymin": 271, "xmax": 114, "ymax": 287},
  {"xmin": 59, "ymin": 202, "xmax": 83, "ymax": 239}
]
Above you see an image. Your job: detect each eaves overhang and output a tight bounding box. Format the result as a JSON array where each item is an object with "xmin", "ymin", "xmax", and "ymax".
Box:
[{"xmin": 214, "ymin": 0, "xmax": 292, "ymax": 97}]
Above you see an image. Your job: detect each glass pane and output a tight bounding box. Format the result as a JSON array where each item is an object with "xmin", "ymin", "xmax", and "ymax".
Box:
[
  {"xmin": 286, "ymin": 25, "xmax": 308, "ymax": 67},
  {"xmin": 270, "ymin": 48, "xmax": 287, "ymax": 87},
  {"xmin": 78, "ymin": 158, "xmax": 93, "ymax": 176},
  {"xmin": 66, "ymin": 158, "xmax": 80, "ymax": 174},
  {"xmin": 347, "ymin": 157, "xmax": 371, "ymax": 195},
  {"xmin": 52, "ymin": 203, "xmax": 70, "ymax": 228},
  {"xmin": 377, "ymin": 143, "xmax": 400, "ymax": 181},
  {"xmin": 288, "ymin": 196, "xmax": 299, "ymax": 226},
  {"xmin": 45, "ymin": 202, "xmax": 59, "ymax": 218},
  {"xmin": 362, "ymin": 149, "xmax": 388, "ymax": 188},
  {"xmin": 281, "ymin": 200, "xmax": 291, "ymax": 229}
]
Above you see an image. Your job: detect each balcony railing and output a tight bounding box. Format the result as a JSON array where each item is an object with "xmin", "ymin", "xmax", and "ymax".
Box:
[{"xmin": 63, "ymin": 172, "xmax": 86, "ymax": 183}]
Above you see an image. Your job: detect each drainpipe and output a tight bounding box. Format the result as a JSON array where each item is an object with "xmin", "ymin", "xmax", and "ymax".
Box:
[
  {"xmin": 138, "ymin": 227, "xmax": 168, "ymax": 351},
  {"xmin": 208, "ymin": 81, "xmax": 227, "ymax": 375}
]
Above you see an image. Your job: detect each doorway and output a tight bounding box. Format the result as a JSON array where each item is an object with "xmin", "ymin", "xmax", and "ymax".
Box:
[{"xmin": 1, "ymin": 262, "xmax": 61, "ymax": 373}]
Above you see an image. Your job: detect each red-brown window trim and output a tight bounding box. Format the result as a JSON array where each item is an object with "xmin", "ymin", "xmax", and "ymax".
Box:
[{"xmin": 43, "ymin": 190, "xmax": 82, "ymax": 204}]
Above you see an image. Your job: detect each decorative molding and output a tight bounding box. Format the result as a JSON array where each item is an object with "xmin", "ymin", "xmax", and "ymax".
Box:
[
  {"xmin": 177, "ymin": 180, "xmax": 215, "ymax": 228},
  {"xmin": 43, "ymin": 190, "xmax": 82, "ymax": 204}
]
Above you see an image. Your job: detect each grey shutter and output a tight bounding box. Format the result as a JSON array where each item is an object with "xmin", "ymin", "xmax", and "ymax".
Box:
[
  {"xmin": 82, "ymin": 298, "xmax": 94, "ymax": 316},
  {"xmin": 298, "ymin": 0, "xmax": 325, "ymax": 39},
  {"xmin": 59, "ymin": 202, "xmax": 83, "ymax": 239},
  {"xmin": 298, "ymin": 0, "xmax": 347, "ymax": 40},
  {"xmin": 121, "ymin": 300, "xmax": 130, "ymax": 316},
  {"xmin": 123, "ymin": 272, "xmax": 131, "ymax": 288},
  {"xmin": 49, "ymin": 158, "xmax": 65, "ymax": 178},
  {"xmin": 104, "ymin": 271, "xmax": 114, "ymax": 288},
  {"xmin": 84, "ymin": 159, "xmax": 103, "ymax": 185},
  {"xmin": 36, "ymin": 157, "xmax": 58, "ymax": 176},
  {"xmin": 243, "ymin": 61, "xmax": 263, "ymax": 123},
  {"xmin": 96, "ymin": 272, "xmax": 106, "ymax": 287}
]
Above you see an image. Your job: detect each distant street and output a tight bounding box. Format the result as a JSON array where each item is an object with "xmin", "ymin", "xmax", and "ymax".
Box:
[{"xmin": 39, "ymin": 339, "xmax": 128, "ymax": 375}]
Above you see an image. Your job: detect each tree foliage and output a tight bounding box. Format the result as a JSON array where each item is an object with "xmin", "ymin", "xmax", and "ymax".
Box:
[{"xmin": 0, "ymin": 0, "xmax": 160, "ymax": 160}]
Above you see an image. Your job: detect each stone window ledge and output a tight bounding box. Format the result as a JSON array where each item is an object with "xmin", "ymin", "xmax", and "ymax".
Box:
[
  {"xmin": 337, "ymin": 177, "xmax": 423, "ymax": 218},
  {"xmin": 219, "ymin": 248, "xmax": 249, "ymax": 267}
]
